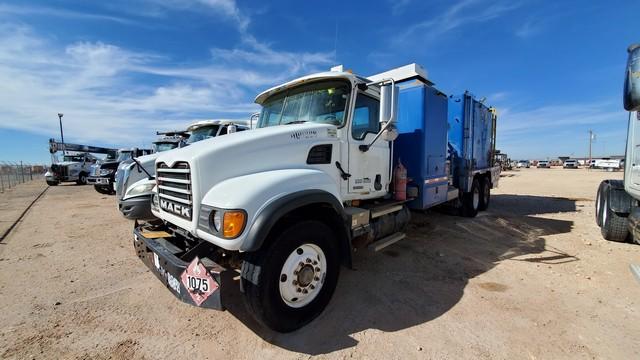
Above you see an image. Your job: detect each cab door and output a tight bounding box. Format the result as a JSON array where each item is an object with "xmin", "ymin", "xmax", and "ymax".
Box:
[
  {"xmin": 347, "ymin": 91, "xmax": 390, "ymax": 198},
  {"xmin": 626, "ymin": 111, "xmax": 640, "ymax": 197}
]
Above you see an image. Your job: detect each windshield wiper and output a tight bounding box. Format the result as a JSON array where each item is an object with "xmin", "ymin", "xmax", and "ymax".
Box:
[{"xmin": 283, "ymin": 120, "xmax": 308, "ymax": 125}]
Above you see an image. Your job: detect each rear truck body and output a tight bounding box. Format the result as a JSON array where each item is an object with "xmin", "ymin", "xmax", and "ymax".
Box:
[
  {"xmin": 88, "ymin": 148, "xmax": 152, "ymax": 195},
  {"xmin": 134, "ymin": 63, "xmax": 499, "ymax": 332},
  {"xmin": 117, "ymin": 121, "xmax": 250, "ymax": 220},
  {"xmin": 596, "ymin": 44, "xmax": 640, "ymax": 245}
]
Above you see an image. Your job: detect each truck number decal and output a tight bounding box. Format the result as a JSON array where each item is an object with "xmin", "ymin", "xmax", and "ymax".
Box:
[{"xmin": 186, "ymin": 276, "xmax": 209, "ymax": 292}]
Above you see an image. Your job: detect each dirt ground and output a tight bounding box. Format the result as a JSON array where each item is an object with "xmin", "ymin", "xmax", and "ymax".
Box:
[{"xmin": 1, "ymin": 168, "xmax": 639, "ymax": 359}]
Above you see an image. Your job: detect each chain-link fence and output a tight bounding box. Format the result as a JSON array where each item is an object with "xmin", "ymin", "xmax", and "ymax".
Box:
[{"xmin": 0, "ymin": 161, "xmax": 48, "ymax": 193}]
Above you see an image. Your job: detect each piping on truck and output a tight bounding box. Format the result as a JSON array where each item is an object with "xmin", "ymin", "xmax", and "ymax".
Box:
[{"xmin": 134, "ymin": 63, "xmax": 499, "ymax": 332}]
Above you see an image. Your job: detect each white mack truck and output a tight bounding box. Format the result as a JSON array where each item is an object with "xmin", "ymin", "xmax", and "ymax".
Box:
[{"xmin": 134, "ymin": 64, "xmax": 499, "ymax": 332}]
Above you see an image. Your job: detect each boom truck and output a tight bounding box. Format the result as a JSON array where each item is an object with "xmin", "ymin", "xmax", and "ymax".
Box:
[
  {"xmin": 596, "ymin": 44, "xmax": 640, "ymax": 245},
  {"xmin": 117, "ymin": 120, "xmax": 250, "ymax": 220},
  {"xmin": 133, "ymin": 64, "xmax": 499, "ymax": 332},
  {"xmin": 45, "ymin": 139, "xmax": 118, "ymax": 186}
]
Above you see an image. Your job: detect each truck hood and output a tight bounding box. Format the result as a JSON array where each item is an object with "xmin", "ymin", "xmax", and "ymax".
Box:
[
  {"xmin": 155, "ymin": 122, "xmax": 340, "ymax": 228},
  {"xmin": 135, "ymin": 153, "xmax": 160, "ymax": 176}
]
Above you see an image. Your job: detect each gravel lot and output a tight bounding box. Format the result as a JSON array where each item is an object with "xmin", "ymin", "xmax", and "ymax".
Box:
[{"xmin": 1, "ymin": 168, "xmax": 638, "ymax": 359}]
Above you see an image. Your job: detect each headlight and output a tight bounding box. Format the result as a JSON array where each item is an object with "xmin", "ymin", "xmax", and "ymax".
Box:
[
  {"xmin": 203, "ymin": 207, "xmax": 247, "ymax": 239},
  {"xmin": 99, "ymin": 168, "xmax": 115, "ymax": 176},
  {"xmin": 212, "ymin": 211, "xmax": 222, "ymax": 232},
  {"xmin": 126, "ymin": 182, "xmax": 156, "ymax": 197}
]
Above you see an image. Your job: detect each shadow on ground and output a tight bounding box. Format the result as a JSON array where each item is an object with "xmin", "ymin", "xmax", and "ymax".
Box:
[{"xmin": 222, "ymin": 194, "xmax": 577, "ymax": 354}]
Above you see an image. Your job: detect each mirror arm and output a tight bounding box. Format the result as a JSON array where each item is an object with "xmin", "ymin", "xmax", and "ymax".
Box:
[{"xmin": 359, "ymin": 120, "xmax": 393, "ymax": 152}]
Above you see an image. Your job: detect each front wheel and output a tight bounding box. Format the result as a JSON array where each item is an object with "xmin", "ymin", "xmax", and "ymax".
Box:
[
  {"xmin": 46, "ymin": 180, "xmax": 59, "ymax": 186},
  {"xmin": 241, "ymin": 220, "xmax": 340, "ymax": 332},
  {"xmin": 76, "ymin": 173, "xmax": 87, "ymax": 185}
]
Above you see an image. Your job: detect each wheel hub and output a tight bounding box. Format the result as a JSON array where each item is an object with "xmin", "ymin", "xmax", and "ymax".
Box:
[
  {"xmin": 279, "ymin": 243, "xmax": 326, "ymax": 308},
  {"xmin": 297, "ymin": 264, "xmax": 315, "ymax": 287}
]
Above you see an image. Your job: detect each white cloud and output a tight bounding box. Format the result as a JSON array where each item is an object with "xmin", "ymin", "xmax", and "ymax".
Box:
[
  {"xmin": 0, "ymin": 3, "xmax": 137, "ymax": 25},
  {"xmin": 495, "ymin": 100, "xmax": 628, "ymax": 158},
  {"xmin": 147, "ymin": 0, "xmax": 249, "ymax": 31},
  {"xmin": 394, "ymin": 0, "xmax": 521, "ymax": 45},
  {"xmin": 0, "ymin": 22, "xmax": 333, "ymax": 146}
]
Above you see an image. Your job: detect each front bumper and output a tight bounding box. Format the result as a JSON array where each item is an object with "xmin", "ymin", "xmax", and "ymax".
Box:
[
  {"xmin": 119, "ymin": 196, "xmax": 155, "ymax": 220},
  {"xmin": 87, "ymin": 176, "xmax": 111, "ymax": 185},
  {"xmin": 133, "ymin": 226, "xmax": 229, "ymax": 310}
]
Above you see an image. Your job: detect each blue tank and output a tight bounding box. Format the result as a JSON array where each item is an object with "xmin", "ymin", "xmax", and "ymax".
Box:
[{"xmin": 394, "ymin": 82, "xmax": 496, "ymax": 210}]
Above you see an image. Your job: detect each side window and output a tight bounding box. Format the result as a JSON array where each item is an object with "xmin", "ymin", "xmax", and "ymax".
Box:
[{"xmin": 352, "ymin": 93, "xmax": 380, "ymax": 140}]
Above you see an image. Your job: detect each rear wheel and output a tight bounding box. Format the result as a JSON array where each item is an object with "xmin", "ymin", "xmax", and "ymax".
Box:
[
  {"xmin": 461, "ymin": 178, "xmax": 480, "ymax": 218},
  {"xmin": 601, "ymin": 190, "xmax": 629, "ymax": 242},
  {"xmin": 241, "ymin": 220, "xmax": 340, "ymax": 332},
  {"xmin": 478, "ymin": 178, "xmax": 490, "ymax": 211}
]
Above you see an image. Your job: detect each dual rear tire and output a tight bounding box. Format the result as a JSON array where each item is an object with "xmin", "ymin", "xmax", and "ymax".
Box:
[
  {"xmin": 461, "ymin": 177, "xmax": 490, "ymax": 217},
  {"xmin": 596, "ymin": 180, "xmax": 630, "ymax": 242}
]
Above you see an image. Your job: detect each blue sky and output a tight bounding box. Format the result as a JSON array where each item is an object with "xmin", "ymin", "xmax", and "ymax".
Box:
[{"xmin": 0, "ymin": 0, "xmax": 638, "ymax": 164}]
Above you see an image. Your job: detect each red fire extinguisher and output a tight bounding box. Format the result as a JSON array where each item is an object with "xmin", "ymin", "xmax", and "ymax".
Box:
[{"xmin": 394, "ymin": 159, "xmax": 407, "ymax": 201}]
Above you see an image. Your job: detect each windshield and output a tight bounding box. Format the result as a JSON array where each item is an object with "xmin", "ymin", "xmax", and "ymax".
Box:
[
  {"xmin": 258, "ymin": 80, "xmax": 350, "ymax": 128},
  {"xmin": 187, "ymin": 125, "xmax": 220, "ymax": 143},
  {"xmin": 63, "ymin": 155, "xmax": 84, "ymax": 162},
  {"xmin": 154, "ymin": 142, "xmax": 178, "ymax": 152},
  {"xmin": 117, "ymin": 152, "xmax": 132, "ymax": 161}
]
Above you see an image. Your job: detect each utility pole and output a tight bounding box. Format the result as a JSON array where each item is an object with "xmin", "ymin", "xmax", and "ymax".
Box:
[
  {"xmin": 58, "ymin": 113, "xmax": 65, "ymax": 155},
  {"xmin": 589, "ymin": 129, "xmax": 594, "ymax": 170}
]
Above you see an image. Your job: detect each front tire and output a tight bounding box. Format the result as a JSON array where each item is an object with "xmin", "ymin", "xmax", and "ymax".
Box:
[
  {"xmin": 241, "ymin": 220, "xmax": 340, "ymax": 332},
  {"xmin": 76, "ymin": 173, "xmax": 87, "ymax": 185},
  {"xmin": 46, "ymin": 180, "xmax": 58, "ymax": 186}
]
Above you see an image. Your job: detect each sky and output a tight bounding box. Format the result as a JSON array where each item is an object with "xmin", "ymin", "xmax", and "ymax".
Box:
[{"xmin": 0, "ymin": 0, "xmax": 638, "ymax": 164}]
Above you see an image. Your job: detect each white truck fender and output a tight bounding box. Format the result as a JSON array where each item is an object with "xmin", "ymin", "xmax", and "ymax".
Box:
[{"xmin": 197, "ymin": 168, "xmax": 346, "ymax": 252}]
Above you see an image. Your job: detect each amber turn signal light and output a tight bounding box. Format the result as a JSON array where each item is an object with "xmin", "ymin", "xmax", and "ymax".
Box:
[{"xmin": 223, "ymin": 211, "xmax": 246, "ymax": 238}]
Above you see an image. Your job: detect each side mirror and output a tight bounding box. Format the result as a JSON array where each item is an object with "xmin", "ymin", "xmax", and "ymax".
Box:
[
  {"xmin": 381, "ymin": 124, "xmax": 398, "ymax": 142},
  {"xmin": 227, "ymin": 124, "xmax": 237, "ymax": 134},
  {"xmin": 379, "ymin": 82, "xmax": 398, "ymax": 124},
  {"xmin": 624, "ymin": 44, "xmax": 640, "ymax": 111}
]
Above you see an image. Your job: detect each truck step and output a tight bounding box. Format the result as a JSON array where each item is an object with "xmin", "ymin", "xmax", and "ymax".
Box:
[
  {"xmin": 368, "ymin": 232, "xmax": 406, "ymax": 252},
  {"xmin": 370, "ymin": 204, "xmax": 403, "ymax": 219}
]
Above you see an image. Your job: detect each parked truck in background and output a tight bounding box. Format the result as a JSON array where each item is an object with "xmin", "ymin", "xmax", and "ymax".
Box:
[
  {"xmin": 117, "ymin": 120, "xmax": 250, "ymax": 220},
  {"xmin": 133, "ymin": 63, "xmax": 499, "ymax": 332},
  {"xmin": 45, "ymin": 139, "xmax": 117, "ymax": 186},
  {"xmin": 596, "ymin": 44, "xmax": 640, "ymax": 245},
  {"xmin": 88, "ymin": 148, "xmax": 153, "ymax": 195}
]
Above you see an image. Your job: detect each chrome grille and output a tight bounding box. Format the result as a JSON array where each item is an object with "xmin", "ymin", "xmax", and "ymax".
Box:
[{"xmin": 156, "ymin": 162, "xmax": 192, "ymax": 220}]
